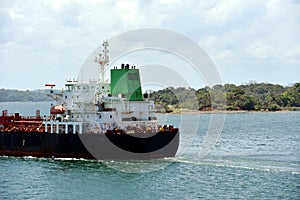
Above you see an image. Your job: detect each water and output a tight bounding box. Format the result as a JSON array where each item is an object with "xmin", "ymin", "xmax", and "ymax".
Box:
[
  {"xmin": 0, "ymin": 102, "xmax": 299, "ymax": 199},
  {"xmin": 0, "ymin": 101, "xmax": 53, "ymax": 116}
]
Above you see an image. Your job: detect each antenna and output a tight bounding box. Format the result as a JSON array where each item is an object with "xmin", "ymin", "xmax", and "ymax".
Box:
[{"xmin": 94, "ymin": 40, "xmax": 109, "ymax": 83}]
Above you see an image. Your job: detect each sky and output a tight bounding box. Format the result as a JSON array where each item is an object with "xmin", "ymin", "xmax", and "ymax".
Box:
[{"xmin": 0, "ymin": 0, "xmax": 299, "ymax": 90}]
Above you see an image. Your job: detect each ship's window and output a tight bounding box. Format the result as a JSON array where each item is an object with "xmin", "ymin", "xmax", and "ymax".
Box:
[
  {"xmin": 102, "ymin": 86, "xmax": 105, "ymax": 89},
  {"xmin": 65, "ymin": 96, "xmax": 67, "ymax": 99},
  {"xmin": 87, "ymin": 115, "xmax": 89, "ymax": 119},
  {"xmin": 110, "ymin": 115, "xmax": 112, "ymax": 119},
  {"xmin": 99, "ymin": 115, "xmax": 102, "ymax": 119}
]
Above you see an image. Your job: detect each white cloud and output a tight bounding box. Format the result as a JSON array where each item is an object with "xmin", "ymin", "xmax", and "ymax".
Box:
[
  {"xmin": 216, "ymin": 49, "xmax": 234, "ymax": 60},
  {"xmin": 0, "ymin": 0, "xmax": 299, "ymax": 89},
  {"xmin": 285, "ymin": 47, "xmax": 300, "ymax": 58},
  {"xmin": 8, "ymin": 8, "xmax": 24, "ymax": 20},
  {"xmin": 284, "ymin": 47, "xmax": 300, "ymax": 64},
  {"xmin": 246, "ymin": 41, "xmax": 279, "ymax": 59},
  {"xmin": 114, "ymin": 0, "xmax": 144, "ymax": 28},
  {"xmin": 204, "ymin": 0, "xmax": 242, "ymax": 24}
]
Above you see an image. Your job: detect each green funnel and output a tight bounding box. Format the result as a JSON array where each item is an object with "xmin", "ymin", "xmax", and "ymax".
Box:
[{"xmin": 110, "ymin": 65, "xmax": 143, "ymax": 101}]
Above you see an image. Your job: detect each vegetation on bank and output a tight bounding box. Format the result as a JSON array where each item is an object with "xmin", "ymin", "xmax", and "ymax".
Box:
[
  {"xmin": 0, "ymin": 89, "xmax": 51, "ymax": 102},
  {"xmin": 150, "ymin": 82, "xmax": 300, "ymax": 112},
  {"xmin": 1, "ymin": 82, "xmax": 299, "ymax": 112}
]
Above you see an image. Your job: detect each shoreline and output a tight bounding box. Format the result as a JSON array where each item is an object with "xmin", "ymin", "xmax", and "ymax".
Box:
[{"xmin": 156, "ymin": 109, "xmax": 298, "ymax": 114}]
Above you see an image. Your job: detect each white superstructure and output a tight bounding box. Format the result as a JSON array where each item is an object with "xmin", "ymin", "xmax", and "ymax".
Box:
[{"xmin": 43, "ymin": 41, "xmax": 158, "ymax": 134}]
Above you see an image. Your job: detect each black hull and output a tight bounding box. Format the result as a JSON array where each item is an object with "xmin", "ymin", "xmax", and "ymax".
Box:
[{"xmin": 0, "ymin": 131, "xmax": 179, "ymax": 160}]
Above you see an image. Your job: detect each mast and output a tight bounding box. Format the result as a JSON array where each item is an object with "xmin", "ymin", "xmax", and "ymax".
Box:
[{"xmin": 94, "ymin": 40, "xmax": 109, "ymax": 83}]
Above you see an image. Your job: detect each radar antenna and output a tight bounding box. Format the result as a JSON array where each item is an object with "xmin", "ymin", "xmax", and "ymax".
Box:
[{"xmin": 94, "ymin": 40, "xmax": 109, "ymax": 83}]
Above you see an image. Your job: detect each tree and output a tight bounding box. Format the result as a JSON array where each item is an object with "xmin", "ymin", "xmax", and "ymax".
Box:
[{"xmin": 196, "ymin": 88, "xmax": 211, "ymax": 110}]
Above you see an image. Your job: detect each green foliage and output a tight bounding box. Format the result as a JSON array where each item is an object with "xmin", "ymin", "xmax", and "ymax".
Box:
[
  {"xmin": 196, "ymin": 88, "xmax": 211, "ymax": 110},
  {"xmin": 0, "ymin": 89, "xmax": 51, "ymax": 102},
  {"xmin": 150, "ymin": 82, "xmax": 300, "ymax": 112},
  {"xmin": 1, "ymin": 82, "xmax": 299, "ymax": 111},
  {"xmin": 151, "ymin": 87, "xmax": 178, "ymax": 105}
]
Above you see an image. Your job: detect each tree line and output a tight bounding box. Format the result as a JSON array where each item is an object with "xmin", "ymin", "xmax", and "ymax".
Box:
[
  {"xmin": 150, "ymin": 82, "xmax": 300, "ymax": 112},
  {"xmin": 0, "ymin": 89, "xmax": 51, "ymax": 102},
  {"xmin": 1, "ymin": 82, "xmax": 299, "ymax": 111}
]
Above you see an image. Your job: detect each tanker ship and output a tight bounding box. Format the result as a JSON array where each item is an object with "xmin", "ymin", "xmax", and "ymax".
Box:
[{"xmin": 0, "ymin": 41, "xmax": 179, "ymax": 160}]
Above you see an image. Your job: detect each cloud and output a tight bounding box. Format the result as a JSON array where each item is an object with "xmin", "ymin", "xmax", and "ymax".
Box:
[
  {"xmin": 216, "ymin": 49, "xmax": 234, "ymax": 60},
  {"xmin": 246, "ymin": 41, "xmax": 279, "ymax": 59},
  {"xmin": 0, "ymin": 0, "xmax": 299, "ymax": 89},
  {"xmin": 284, "ymin": 47, "xmax": 300, "ymax": 64},
  {"xmin": 204, "ymin": 0, "xmax": 244, "ymax": 25},
  {"xmin": 7, "ymin": 7, "xmax": 24, "ymax": 20},
  {"xmin": 114, "ymin": 0, "xmax": 144, "ymax": 28}
]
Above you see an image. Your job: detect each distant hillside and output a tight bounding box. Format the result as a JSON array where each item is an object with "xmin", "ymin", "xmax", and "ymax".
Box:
[{"xmin": 0, "ymin": 89, "xmax": 52, "ymax": 102}]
